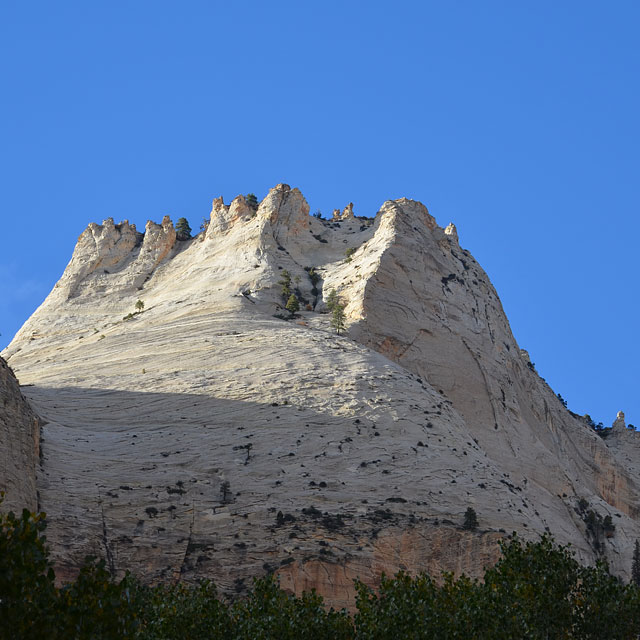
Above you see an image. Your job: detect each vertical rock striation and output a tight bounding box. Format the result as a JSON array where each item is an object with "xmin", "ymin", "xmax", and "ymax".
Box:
[{"xmin": 0, "ymin": 357, "xmax": 40, "ymax": 512}]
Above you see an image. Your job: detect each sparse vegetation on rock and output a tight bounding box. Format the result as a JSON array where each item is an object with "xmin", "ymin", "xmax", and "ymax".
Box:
[
  {"xmin": 175, "ymin": 217, "xmax": 192, "ymax": 240},
  {"xmin": 278, "ymin": 270, "xmax": 292, "ymax": 302},
  {"xmin": 326, "ymin": 288, "xmax": 338, "ymax": 311},
  {"xmin": 331, "ymin": 303, "xmax": 346, "ymax": 335},
  {"xmin": 245, "ymin": 193, "xmax": 258, "ymax": 210},
  {"xmin": 220, "ymin": 480, "xmax": 232, "ymax": 504},
  {"xmin": 285, "ymin": 294, "xmax": 300, "ymax": 317},
  {"xmin": 462, "ymin": 506, "xmax": 478, "ymax": 530},
  {"xmin": 3, "ymin": 183, "xmax": 638, "ymax": 611},
  {"xmin": 326, "ymin": 288, "xmax": 346, "ymax": 334}
]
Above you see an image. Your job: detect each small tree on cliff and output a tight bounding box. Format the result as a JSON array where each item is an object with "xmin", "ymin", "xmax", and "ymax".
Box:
[
  {"xmin": 245, "ymin": 193, "xmax": 258, "ymax": 210},
  {"xmin": 325, "ymin": 289, "xmax": 346, "ymax": 334},
  {"xmin": 285, "ymin": 294, "xmax": 300, "ymax": 317},
  {"xmin": 175, "ymin": 217, "xmax": 192, "ymax": 240},
  {"xmin": 330, "ymin": 301, "xmax": 346, "ymax": 335},
  {"xmin": 220, "ymin": 481, "xmax": 232, "ymax": 504},
  {"xmin": 279, "ymin": 270, "xmax": 292, "ymax": 301},
  {"xmin": 326, "ymin": 288, "xmax": 339, "ymax": 312},
  {"xmin": 463, "ymin": 507, "xmax": 478, "ymax": 531},
  {"xmin": 135, "ymin": 300, "xmax": 144, "ymax": 313}
]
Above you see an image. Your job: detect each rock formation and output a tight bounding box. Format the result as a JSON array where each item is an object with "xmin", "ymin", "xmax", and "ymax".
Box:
[
  {"xmin": 2, "ymin": 183, "xmax": 638, "ymax": 607},
  {"xmin": 0, "ymin": 357, "xmax": 40, "ymax": 513},
  {"xmin": 613, "ymin": 411, "xmax": 627, "ymax": 432}
]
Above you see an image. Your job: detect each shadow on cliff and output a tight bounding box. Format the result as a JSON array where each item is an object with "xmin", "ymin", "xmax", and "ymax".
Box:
[{"xmin": 22, "ymin": 383, "xmax": 507, "ymax": 608}]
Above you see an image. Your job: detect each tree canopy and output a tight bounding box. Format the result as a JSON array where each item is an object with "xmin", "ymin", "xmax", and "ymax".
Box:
[{"xmin": 2, "ymin": 501, "xmax": 640, "ymax": 639}]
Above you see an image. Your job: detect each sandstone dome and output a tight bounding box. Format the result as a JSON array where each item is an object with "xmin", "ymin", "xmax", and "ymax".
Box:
[{"xmin": 2, "ymin": 184, "xmax": 638, "ymax": 607}]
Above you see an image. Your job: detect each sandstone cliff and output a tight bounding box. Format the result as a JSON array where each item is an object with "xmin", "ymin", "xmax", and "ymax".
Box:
[
  {"xmin": 0, "ymin": 357, "xmax": 40, "ymax": 513},
  {"xmin": 3, "ymin": 184, "xmax": 637, "ymax": 606}
]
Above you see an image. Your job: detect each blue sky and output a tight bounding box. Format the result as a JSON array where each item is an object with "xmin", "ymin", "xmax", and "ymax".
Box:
[{"xmin": 1, "ymin": 2, "xmax": 638, "ymax": 427}]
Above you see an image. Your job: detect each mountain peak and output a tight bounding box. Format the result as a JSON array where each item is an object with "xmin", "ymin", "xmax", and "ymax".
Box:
[{"xmin": 2, "ymin": 184, "xmax": 637, "ymax": 607}]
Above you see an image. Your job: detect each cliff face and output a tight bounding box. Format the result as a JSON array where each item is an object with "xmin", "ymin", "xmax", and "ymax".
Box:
[
  {"xmin": 3, "ymin": 184, "xmax": 637, "ymax": 605},
  {"xmin": 0, "ymin": 357, "xmax": 40, "ymax": 513}
]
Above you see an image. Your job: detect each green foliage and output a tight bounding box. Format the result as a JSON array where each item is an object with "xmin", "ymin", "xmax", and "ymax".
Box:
[
  {"xmin": 327, "ymin": 290, "xmax": 346, "ymax": 334},
  {"xmin": 582, "ymin": 507, "xmax": 614, "ymax": 550},
  {"xmin": 482, "ymin": 534, "xmax": 579, "ymax": 638},
  {"xmin": 603, "ymin": 515, "xmax": 615, "ymax": 534},
  {"xmin": 344, "ymin": 247, "xmax": 356, "ymax": 263},
  {"xmin": 175, "ymin": 217, "xmax": 192, "ymax": 240},
  {"xmin": 136, "ymin": 579, "xmax": 232, "ymax": 639},
  {"xmin": 584, "ymin": 413, "xmax": 606, "ymax": 434},
  {"xmin": 326, "ymin": 288, "xmax": 339, "ymax": 311},
  {"xmin": 56, "ymin": 559, "xmax": 140, "ymax": 638},
  {"xmin": 279, "ymin": 270, "xmax": 292, "ymax": 301},
  {"xmin": 135, "ymin": 299, "xmax": 145, "ymax": 312},
  {"xmin": 483, "ymin": 534, "xmax": 640, "ymax": 639},
  {"xmin": 312, "ymin": 210, "xmax": 323, "ymax": 219},
  {"xmin": 0, "ymin": 504, "xmax": 58, "ymax": 638},
  {"xmin": 355, "ymin": 570, "xmax": 485, "ymax": 640},
  {"xmin": 633, "ymin": 540, "xmax": 640, "ymax": 586},
  {"xmin": 231, "ymin": 574, "xmax": 352, "ymax": 640},
  {"xmin": 571, "ymin": 556, "xmax": 640, "ymax": 640},
  {"xmin": 305, "ymin": 267, "xmax": 320, "ymax": 287},
  {"xmin": 286, "ymin": 294, "xmax": 300, "ymax": 317},
  {"xmin": 462, "ymin": 506, "xmax": 478, "ymax": 531},
  {"xmin": 331, "ymin": 306, "xmax": 346, "ymax": 334},
  {"xmin": 356, "ymin": 534, "xmax": 640, "ymax": 640},
  {"xmin": 245, "ymin": 193, "xmax": 259, "ymax": 210},
  {"xmin": 3, "ymin": 503, "xmax": 640, "ymax": 639}
]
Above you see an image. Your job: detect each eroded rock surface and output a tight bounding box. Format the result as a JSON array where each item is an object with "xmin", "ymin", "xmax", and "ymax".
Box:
[
  {"xmin": 0, "ymin": 357, "xmax": 40, "ymax": 512},
  {"xmin": 3, "ymin": 184, "xmax": 637, "ymax": 606}
]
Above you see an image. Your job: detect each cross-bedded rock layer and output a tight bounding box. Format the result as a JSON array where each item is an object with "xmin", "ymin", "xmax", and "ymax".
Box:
[{"xmin": 3, "ymin": 184, "xmax": 637, "ymax": 606}]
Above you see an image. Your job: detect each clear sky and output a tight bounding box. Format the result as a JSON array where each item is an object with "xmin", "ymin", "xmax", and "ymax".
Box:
[{"xmin": 1, "ymin": 2, "xmax": 638, "ymax": 427}]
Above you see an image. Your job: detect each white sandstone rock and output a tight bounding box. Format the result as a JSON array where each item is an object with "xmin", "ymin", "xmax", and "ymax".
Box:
[{"xmin": 2, "ymin": 184, "xmax": 638, "ymax": 606}]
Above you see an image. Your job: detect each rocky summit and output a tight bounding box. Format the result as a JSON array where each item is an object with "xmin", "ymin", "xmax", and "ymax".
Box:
[{"xmin": 1, "ymin": 184, "xmax": 637, "ymax": 608}]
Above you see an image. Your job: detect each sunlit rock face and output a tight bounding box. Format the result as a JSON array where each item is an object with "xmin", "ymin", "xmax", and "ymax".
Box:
[{"xmin": 3, "ymin": 184, "xmax": 638, "ymax": 606}]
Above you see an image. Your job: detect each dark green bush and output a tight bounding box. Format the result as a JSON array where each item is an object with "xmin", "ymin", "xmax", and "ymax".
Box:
[{"xmin": 0, "ymin": 507, "xmax": 58, "ymax": 638}]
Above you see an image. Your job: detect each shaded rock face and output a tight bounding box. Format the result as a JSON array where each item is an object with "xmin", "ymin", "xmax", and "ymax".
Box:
[
  {"xmin": 2, "ymin": 184, "xmax": 638, "ymax": 607},
  {"xmin": 0, "ymin": 357, "xmax": 40, "ymax": 513}
]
